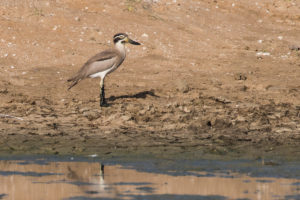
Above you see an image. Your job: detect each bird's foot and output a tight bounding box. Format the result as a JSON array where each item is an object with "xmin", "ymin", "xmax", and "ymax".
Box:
[{"xmin": 100, "ymin": 100, "xmax": 109, "ymax": 107}]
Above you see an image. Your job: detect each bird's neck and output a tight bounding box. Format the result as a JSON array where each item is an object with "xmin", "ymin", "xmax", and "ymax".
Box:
[{"xmin": 114, "ymin": 41, "xmax": 126, "ymax": 58}]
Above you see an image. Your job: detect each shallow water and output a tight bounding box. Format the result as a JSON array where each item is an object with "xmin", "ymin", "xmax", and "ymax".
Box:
[{"xmin": 0, "ymin": 157, "xmax": 299, "ymax": 200}]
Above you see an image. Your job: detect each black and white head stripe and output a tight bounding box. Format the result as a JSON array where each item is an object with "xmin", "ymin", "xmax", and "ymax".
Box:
[{"xmin": 113, "ymin": 33, "xmax": 128, "ymax": 43}]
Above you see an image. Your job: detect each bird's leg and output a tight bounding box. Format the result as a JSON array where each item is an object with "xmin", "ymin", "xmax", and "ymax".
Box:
[{"xmin": 100, "ymin": 78, "xmax": 108, "ymax": 107}]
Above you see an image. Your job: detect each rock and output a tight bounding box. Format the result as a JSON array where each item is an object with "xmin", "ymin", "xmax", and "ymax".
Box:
[
  {"xmin": 234, "ymin": 73, "xmax": 247, "ymax": 80},
  {"xmin": 176, "ymin": 80, "xmax": 190, "ymax": 93},
  {"xmin": 79, "ymin": 107, "xmax": 90, "ymax": 113},
  {"xmin": 163, "ymin": 124, "xmax": 176, "ymax": 130},
  {"xmin": 120, "ymin": 115, "xmax": 132, "ymax": 121},
  {"xmin": 183, "ymin": 107, "xmax": 191, "ymax": 113},
  {"xmin": 236, "ymin": 115, "xmax": 246, "ymax": 122},
  {"xmin": 161, "ymin": 113, "xmax": 173, "ymax": 121},
  {"xmin": 289, "ymin": 45, "xmax": 300, "ymax": 51},
  {"xmin": 275, "ymin": 127, "xmax": 292, "ymax": 133},
  {"xmin": 139, "ymin": 109, "xmax": 147, "ymax": 115},
  {"xmin": 0, "ymin": 88, "xmax": 8, "ymax": 94},
  {"xmin": 83, "ymin": 110, "xmax": 101, "ymax": 121}
]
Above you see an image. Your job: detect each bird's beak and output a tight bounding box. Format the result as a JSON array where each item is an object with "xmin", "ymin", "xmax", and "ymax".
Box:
[{"xmin": 127, "ymin": 38, "xmax": 141, "ymax": 45}]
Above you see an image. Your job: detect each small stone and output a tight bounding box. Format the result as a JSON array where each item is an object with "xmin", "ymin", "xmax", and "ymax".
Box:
[
  {"xmin": 79, "ymin": 107, "xmax": 90, "ymax": 113},
  {"xmin": 289, "ymin": 45, "xmax": 300, "ymax": 51},
  {"xmin": 236, "ymin": 115, "xmax": 246, "ymax": 122},
  {"xmin": 163, "ymin": 124, "xmax": 176, "ymax": 130},
  {"xmin": 234, "ymin": 73, "xmax": 247, "ymax": 80},
  {"xmin": 256, "ymin": 52, "xmax": 270, "ymax": 56},
  {"xmin": 88, "ymin": 154, "xmax": 98, "ymax": 158},
  {"xmin": 121, "ymin": 115, "xmax": 131, "ymax": 121},
  {"xmin": 141, "ymin": 33, "xmax": 149, "ymax": 38},
  {"xmin": 176, "ymin": 80, "xmax": 190, "ymax": 93},
  {"xmin": 83, "ymin": 111, "xmax": 101, "ymax": 120},
  {"xmin": 183, "ymin": 107, "xmax": 190, "ymax": 113},
  {"xmin": 275, "ymin": 128, "xmax": 292, "ymax": 133},
  {"xmin": 139, "ymin": 109, "xmax": 147, "ymax": 115}
]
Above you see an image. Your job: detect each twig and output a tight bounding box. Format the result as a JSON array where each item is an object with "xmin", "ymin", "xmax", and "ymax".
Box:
[{"xmin": 0, "ymin": 114, "xmax": 24, "ymax": 121}]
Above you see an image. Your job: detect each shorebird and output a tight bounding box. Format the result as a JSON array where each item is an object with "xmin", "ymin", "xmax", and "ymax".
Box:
[{"xmin": 67, "ymin": 33, "xmax": 140, "ymax": 107}]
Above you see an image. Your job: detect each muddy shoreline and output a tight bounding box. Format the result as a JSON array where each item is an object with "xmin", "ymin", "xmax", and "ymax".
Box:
[
  {"xmin": 1, "ymin": 133, "xmax": 300, "ymax": 161},
  {"xmin": 1, "ymin": 88, "xmax": 300, "ymax": 159}
]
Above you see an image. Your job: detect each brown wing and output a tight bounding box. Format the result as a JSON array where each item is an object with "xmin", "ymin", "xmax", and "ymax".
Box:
[
  {"xmin": 67, "ymin": 49, "xmax": 118, "ymax": 90},
  {"xmin": 84, "ymin": 49, "xmax": 117, "ymax": 65}
]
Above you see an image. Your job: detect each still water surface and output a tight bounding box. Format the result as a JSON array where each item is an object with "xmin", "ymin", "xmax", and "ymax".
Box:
[{"xmin": 0, "ymin": 157, "xmax": 299, "ymax": 200}]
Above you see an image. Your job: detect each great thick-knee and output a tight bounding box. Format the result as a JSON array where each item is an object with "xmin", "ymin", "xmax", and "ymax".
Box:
[{"xmin": 67, "ymin": 33, "xmax": 140, "ymax": 107}]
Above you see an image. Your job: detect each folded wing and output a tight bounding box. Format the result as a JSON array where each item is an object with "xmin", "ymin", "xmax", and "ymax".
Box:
[{"xmin": 67, "ymin": 49, "xmax": 118, "ymax": 90}]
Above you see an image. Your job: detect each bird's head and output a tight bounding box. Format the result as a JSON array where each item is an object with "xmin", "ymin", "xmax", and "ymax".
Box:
[{"xmin": 113, "ymin": 33, "xmax": 141, "ymax": 45}]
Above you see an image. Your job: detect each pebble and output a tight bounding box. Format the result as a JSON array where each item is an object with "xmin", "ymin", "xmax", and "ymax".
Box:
[
  {"xmin": 183, "ymin": 107, "xmax": 191, "ymax": 113},
  {"xmin": 88, "ymin": 154, "xmax": 98, "ymax": 158},
  {"xmin": 79, "ymin": 107, "xmax": 90, "ymax": 113},
  {"xmin": 256, "ymin": 52, "xmax": 270, "ymax": 56},
  {"xmin": 121, "ymin": 115, "xmax": 131, "ymax": 121},
  {"xmin": 176, "ymin": 80, "xmax": 190, "ymax": 93},
  {"xmin": 236, "ymin": 115, "xmax": 246, "ymax": 122},
  {"xmin": 141, "ymin": 33, "xmax": 149, "ymax": 38},
  {"xmin": 289, "ymin": 45, "xmax": 300, "ymax": 51},
  {"xmin": 234, "ymin": 73, "xmax": 247, "ymax": 80},
  {"xmin": 275, "ymin": 128, "xmax": 292, "ymax": 133}
]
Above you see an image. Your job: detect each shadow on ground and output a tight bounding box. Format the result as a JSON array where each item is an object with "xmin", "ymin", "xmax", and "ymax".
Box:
[{"xmin": 108, "ymin": 90, "xmax": 159, "ymax": 102}]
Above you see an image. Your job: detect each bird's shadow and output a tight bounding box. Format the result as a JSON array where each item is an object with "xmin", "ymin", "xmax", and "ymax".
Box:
[{"xmin": 108, "ymin": 90, "xmax": 159, "ymax": 102}]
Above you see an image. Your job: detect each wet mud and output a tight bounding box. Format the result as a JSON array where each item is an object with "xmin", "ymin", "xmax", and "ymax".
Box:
[{"xmin": 1, "ymin": 84, "xmax": 299, "ymax": 159}]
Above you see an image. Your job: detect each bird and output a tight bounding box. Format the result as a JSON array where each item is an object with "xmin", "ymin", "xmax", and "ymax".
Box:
[{"xmin": 67, "ymin": 33, "xmax": 141, "ymax": 107}]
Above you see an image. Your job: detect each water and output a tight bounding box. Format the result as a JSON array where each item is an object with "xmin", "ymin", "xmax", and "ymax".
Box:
[{"xmin": 0, "ymin": 156, "xmax": 299, "ymax": 200}]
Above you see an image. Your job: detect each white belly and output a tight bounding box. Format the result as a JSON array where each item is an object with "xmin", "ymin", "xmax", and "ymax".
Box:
[{"xmin": 89, "ymin": 67, "xmax": 112, "ymax": 79}]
